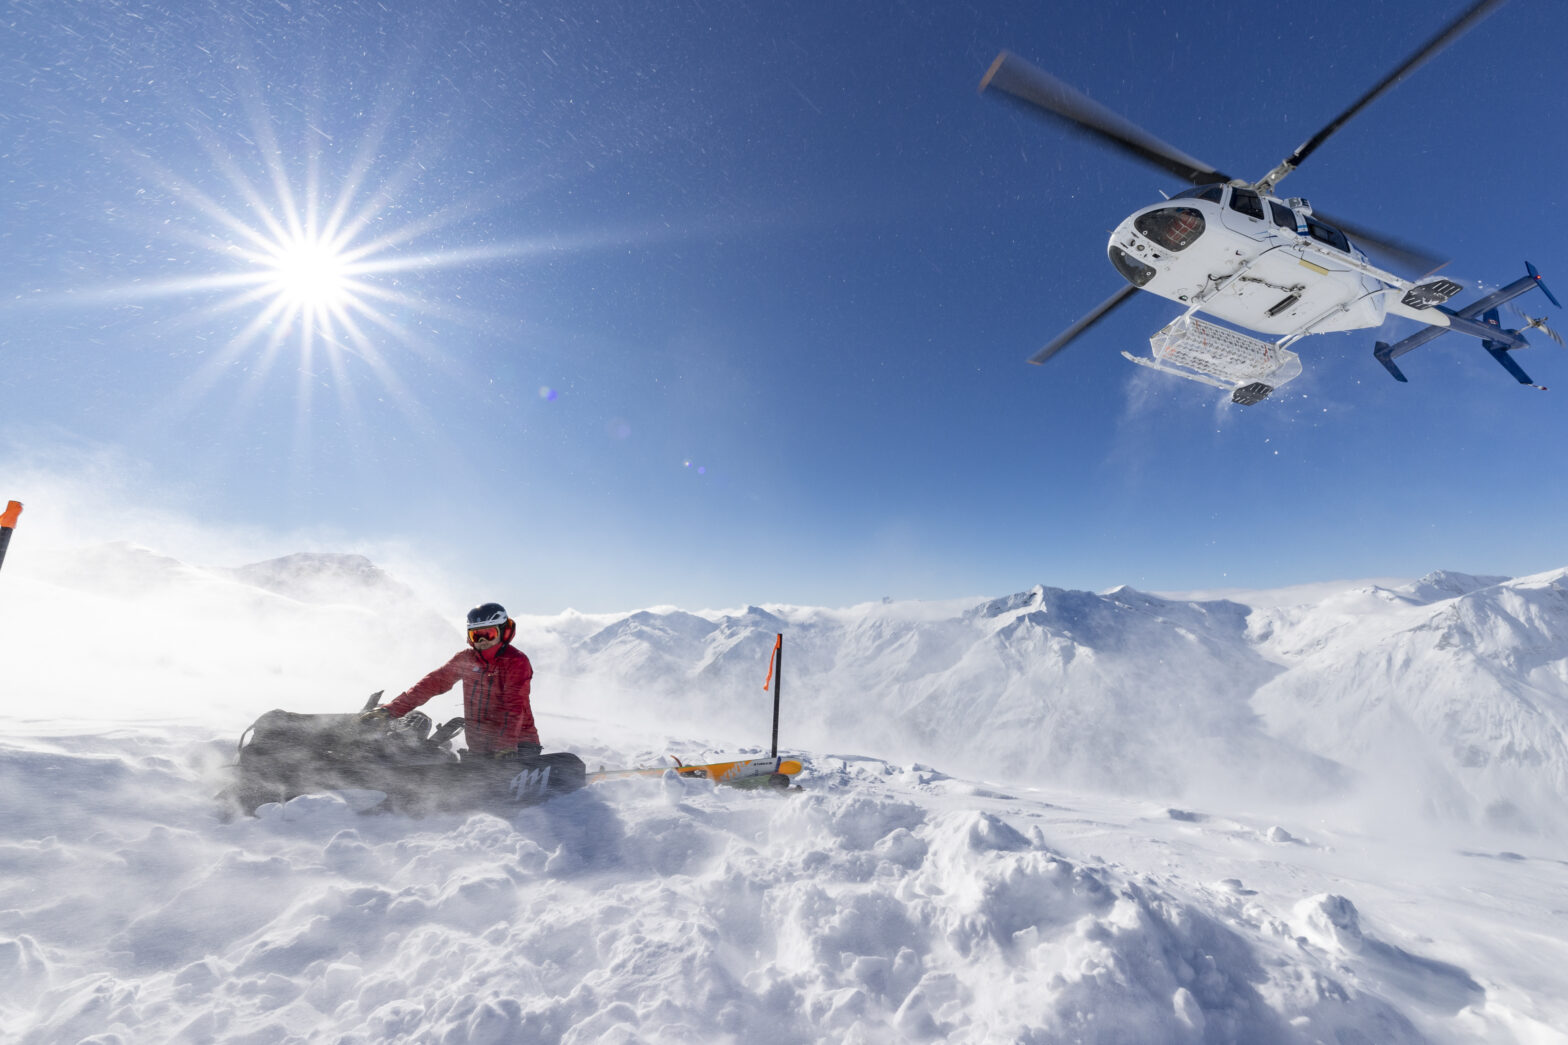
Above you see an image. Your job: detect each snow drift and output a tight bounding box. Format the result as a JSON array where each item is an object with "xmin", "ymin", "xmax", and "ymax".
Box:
[{"xmin": 4, "ymin": 735, "xmax": 1559, "ymax": 1043}]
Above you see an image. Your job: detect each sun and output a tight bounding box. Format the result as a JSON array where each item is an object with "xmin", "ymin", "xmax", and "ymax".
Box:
[
  {"xmin": 55, "ymin": 92, "xmax": 579, "ymax": 431},
  {"xmin": 84, "ymin": 138, "xmax": 458, "ymax": 424},
  {"xmin": 263, "ymin": 232, "xmax": 355, "ymax": 311}
]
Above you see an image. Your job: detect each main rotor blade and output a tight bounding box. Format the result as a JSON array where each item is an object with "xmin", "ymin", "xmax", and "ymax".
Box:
[
  {"xmin": 1028, "ymin": 284, "xmax": 1140, "ymax": 365},
  {"xmin": 1314, "ymin": 210, "xmax": 1447, "ymax": 277},
  {"xmin": 1279, "ymin": 0, "xmax": 1507, "ymax": 174},
  {"xmin": 981, "ymin": 52, "xmax": 1233, "ymax": 187}
]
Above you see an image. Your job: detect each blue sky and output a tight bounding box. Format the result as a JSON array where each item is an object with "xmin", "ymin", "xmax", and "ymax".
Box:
[{"xmin": 3, "ymin": 0, "xmax": 1565, "ymax": 613}]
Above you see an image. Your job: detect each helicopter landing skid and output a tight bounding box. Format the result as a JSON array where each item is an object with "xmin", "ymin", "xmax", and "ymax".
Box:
[
  {"xmin": 1121, "ymin": 315, "xmax": 1303, "ymax": 406},
  {"xmin": 1120, "ymin": 353, "xmax": 1277, "ymax": 406}
]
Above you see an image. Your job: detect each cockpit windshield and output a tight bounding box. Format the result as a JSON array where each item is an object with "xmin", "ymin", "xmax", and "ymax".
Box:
[{"xmin": 1134, "ymin": 207, "xmax": 1205, "ymax": 252}]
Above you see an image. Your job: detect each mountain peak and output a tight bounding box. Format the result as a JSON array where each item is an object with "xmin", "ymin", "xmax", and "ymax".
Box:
[
  {"xmin": 229, "ymin": 552, "xmax": 416, "ymax": 606},
  {"xmin": 1392, "ymin": 570, "xmax": 1511, "ymax": 606}
]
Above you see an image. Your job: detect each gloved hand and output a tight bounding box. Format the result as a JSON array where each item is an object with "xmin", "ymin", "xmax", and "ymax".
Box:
[{"xmin": 359, "ymin": 706, "xmax": 393, "ymax": 725}]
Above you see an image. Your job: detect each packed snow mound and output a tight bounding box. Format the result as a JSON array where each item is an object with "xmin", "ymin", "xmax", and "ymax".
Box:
[{"xmin": 2, "ymin": 734, "xmax": 1537, "ymax": 1044}]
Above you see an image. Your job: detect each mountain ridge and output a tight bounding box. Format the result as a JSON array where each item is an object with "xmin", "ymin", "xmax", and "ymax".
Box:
[{"xmin": 542, "ymin": 567, "xmax": 1568, "ymax": 833}]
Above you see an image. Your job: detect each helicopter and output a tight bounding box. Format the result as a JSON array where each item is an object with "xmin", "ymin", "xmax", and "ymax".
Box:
[{"xmin": 980, "ymin": 0, "xmax": 1558, "ymax": 405}]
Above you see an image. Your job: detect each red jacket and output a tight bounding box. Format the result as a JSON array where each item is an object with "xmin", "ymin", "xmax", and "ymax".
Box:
[{"xmin": 387, "ymin": 644, "xmax": 538, "ymax": 755}]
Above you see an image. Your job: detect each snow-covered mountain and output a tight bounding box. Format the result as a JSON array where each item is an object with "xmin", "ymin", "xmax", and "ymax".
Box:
[
  {"xmin": 226, "ymin": 552, "xmax": 422, "ymax": 608},
  {"xmin": 2, "ymin": 543, "xmax": 459, "ymax": 725},
  {"xmin": 539, "ymin": 568, "xmax": 1568, "ymax": 834},
  {"xmin": 1250, "ymin": 569, "xmax": 1568, "ymax": 832}
]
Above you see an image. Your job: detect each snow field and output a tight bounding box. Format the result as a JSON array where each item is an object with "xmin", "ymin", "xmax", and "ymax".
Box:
[
  {"xmin": 6, "ymin": 733, "xmax": 1563, "ymax": 1043},
  {"xmin": 5, "ymin": 547, "xmax": 1568, "ymax": 1041}
]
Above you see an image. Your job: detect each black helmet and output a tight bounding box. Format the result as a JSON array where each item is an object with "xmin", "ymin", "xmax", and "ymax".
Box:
[
  {"xmin": 466, "ymin": 602, "xmax": 516, "ymax": 647},
  {"xmin": 466, "ymin": 603, "xmax": 508, "ymax": 630}
]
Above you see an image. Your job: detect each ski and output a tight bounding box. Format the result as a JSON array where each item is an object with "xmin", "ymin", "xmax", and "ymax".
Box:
[
  {"xmin": 588, "ymin": 637, "xmax": 804, "ymax": 789},
  {"xmin": 589, "ymin": 755, "xmax": 803, "ymax": 786}
]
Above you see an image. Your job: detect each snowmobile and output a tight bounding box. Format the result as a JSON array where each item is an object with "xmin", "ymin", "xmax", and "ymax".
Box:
[{"xmin": 222, "ymin": 693, "xmax": 587, "ymax": 817}]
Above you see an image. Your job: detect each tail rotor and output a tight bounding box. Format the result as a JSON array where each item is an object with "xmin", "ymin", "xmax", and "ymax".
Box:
[{"xmin": 1509, "ymin": 306, "xmax": 1565, "ymax": 347}]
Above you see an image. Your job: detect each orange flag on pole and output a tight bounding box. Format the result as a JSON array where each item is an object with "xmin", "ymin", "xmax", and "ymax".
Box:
[
  {"xmin": 762, "ymin": 633, "xmax": 782, "ymax": 690},
  {"xmin": 0, "ymin": 500, "xmax": 22, "ymax": 575}
]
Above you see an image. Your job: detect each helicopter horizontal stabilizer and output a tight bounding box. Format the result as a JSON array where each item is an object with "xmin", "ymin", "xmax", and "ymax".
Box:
[{"xmin": 1373, "ymin": 263, "xmax": 1558, "ymax": 383}]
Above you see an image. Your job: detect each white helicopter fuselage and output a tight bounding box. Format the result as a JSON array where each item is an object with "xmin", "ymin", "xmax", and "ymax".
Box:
[
  {"xmin": 1107, "ymin": 184, "xmax": 1394, "ymax": 341},
  {"xmin": 981, "ymin": 3, "xmax": 1517, "ymax": 404}
]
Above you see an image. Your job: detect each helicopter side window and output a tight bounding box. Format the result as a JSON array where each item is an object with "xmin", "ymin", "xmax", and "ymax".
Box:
[
  {"xmin": 1172, "ymin": 186, "xmax": 1223, "ymax": 204},
  {"xmin": 1228, "ymin": 188, "xmax": 1265, "ymax": 221},
  {"xmin": 1305, "ymin": 218, "xmax": 1349, "ymax": 252},
  {"xmin": 1269, "ymin": 201, "xmax": 1297, "ymax": 229},
  {"xmin": 1133, "ymin": 207, "xmax": 1204, "ymax": 251}
]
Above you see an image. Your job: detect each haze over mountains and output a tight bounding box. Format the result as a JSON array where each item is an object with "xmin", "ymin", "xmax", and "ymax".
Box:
[
  {"xmin": 554, "ymin": 565, "xmax": 1568, "ymax": 835},
  {"xmin": 8, "ymin": 540, "xmax": 1566, "ymax": 835}
]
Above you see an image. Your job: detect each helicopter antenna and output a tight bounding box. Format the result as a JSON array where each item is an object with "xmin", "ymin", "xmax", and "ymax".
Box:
[
  {"xmin": 1509, "ymin": 306, "xmax": 1565, "ymax": 346},
  {"xmin": 1254, "ymin": 0, "xmax": 1508, "ymax": 194}
]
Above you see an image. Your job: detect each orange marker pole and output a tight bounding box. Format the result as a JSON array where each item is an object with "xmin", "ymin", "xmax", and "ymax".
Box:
[
  {"xmin": 0, "ymin": 501, "xmax": 21, "ymax": 575},
  {"xmin": 764, "ymin": 633, "xmax": 783, "ymax": 758}
]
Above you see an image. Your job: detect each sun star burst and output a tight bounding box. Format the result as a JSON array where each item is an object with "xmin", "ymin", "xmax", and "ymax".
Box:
[{"xmin": 265, "ymin": 232, "xmax": 355, "ymax": 311}]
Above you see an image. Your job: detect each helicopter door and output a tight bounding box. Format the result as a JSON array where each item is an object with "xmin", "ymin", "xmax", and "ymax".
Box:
[
  {"xmin": 1269, "ymin": 199, "xmax": 1302, "ymax": 235},
  {"xmin": 1219, "ymin": 186, "xmax": 1268, "ymax": 238}
]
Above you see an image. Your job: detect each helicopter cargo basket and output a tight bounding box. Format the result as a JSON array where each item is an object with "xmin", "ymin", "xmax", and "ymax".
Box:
[{"xmin": 1122, "ymin": 315, "xmax": 1303, "ymax": 405}]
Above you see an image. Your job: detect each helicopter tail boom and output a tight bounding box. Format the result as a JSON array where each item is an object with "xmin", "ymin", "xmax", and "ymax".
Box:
[{"xmin": 1373, "ymin": 263, "xmax": 1558, "ymax": 384}]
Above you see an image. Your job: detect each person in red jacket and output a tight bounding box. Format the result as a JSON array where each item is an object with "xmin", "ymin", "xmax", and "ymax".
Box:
[{"xmin": 367, "ymin": 602, "xmax": 540, "ymax": 758}]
